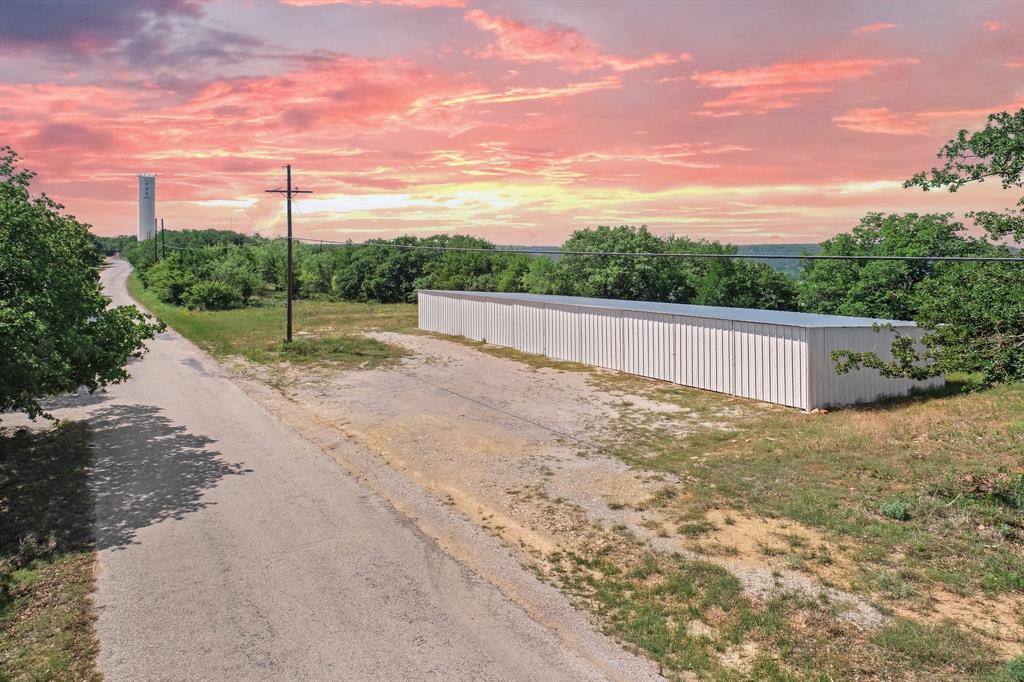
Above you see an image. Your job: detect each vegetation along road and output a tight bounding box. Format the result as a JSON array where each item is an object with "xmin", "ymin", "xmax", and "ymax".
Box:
[{"xmin": 13, "ymin": 259, "xmax": 659, "ymax": 682}]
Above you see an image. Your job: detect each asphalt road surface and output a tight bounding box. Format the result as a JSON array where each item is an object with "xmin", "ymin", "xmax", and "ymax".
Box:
[{"xmin": 41, "ymin": 260, "xmax": 657, "ymax": 681}]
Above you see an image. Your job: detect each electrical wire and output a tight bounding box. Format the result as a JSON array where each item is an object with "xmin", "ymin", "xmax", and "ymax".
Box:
[
  {"xmin": 287, "ymin": 236, "xmax": 1022, "ymax": 264},
  {"xmin": 143, "ymin": 231, "xmax": 1024, "ymax": 263}
]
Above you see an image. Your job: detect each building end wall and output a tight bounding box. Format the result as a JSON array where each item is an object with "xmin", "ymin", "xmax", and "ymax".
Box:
[{"xmin": 809, "ymin": 325, "xmax": 944, "ymax": 409}]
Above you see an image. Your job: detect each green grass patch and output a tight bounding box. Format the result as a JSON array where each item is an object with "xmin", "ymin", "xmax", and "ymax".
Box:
[
  {"xmin": 1, "ymin": 423, "xmax": 99, "ymax": 681},
  {"xmin": 127, "ymin": 272, "xmax": 416, "ymax": 366}
]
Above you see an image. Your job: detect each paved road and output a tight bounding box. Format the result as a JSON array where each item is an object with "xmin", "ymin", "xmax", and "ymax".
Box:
[{"xmin": 54, "ymin": 260, "xmax": 653, "ymax": 681}]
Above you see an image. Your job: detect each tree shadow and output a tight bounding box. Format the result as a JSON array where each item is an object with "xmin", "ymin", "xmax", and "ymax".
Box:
[
  {"xmin": 37, "ymin": 386, "xmax": 113, "ymax": 412},
  {"xmin": 835, "ymin": 374, "xmax": 985, "ymax": 414},
  {"xmin": 88, "ymin": 404, "xmax": 249, "ymax": 551}
]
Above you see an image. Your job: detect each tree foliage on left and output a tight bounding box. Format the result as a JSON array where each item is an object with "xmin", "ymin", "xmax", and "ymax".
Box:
[{"xmin": 0, "ymin": 147, "xmax": 163, "ymax": 419}]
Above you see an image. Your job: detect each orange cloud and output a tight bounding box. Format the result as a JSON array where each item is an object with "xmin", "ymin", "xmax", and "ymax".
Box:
[
  {"xmin": 832, "ymin": 99, "xmax": 1024, "ymax": 135},
  {"xmin": 692, "ymin": 58, "xmax": 919, "ymax": 115},
  {"xmin": 464, "ymin": 9, "xmax": 689, "ymax": 73},
  {"xmin": 982, "ymin": 21, "xmax": 1007, "ymax": 31},
  {"xmin": 852, "ymin": 23, "xmax": 898, "ymax": 35}
]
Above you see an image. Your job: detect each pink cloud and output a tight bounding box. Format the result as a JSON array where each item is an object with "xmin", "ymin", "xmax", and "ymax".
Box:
[
  {"xmin": 5, "ymin": 2, "xmax": 1022, "ymax": 244},
  {"xmin": 831, "ymin": 108, "xmax": 930, "ymax": 135},
  {"xmin": 691, "ymin": 58, "xmax": 919, "ymax": 115},
  {"xmin": 1006, "ymin": 62, "xmax": 1024, "ymax": 69},
  {"xmin": 464, "ymin": 10, "xmax": 689, "ymax": 73},
  {"xmin": 439, "ymin": 77, "xmax": 622, "ymax": 106},
  {"xmin": 982, "ymin": 21, "xmax": 1007, "ymax": 31},
  {"xmin": 833, "ymin": 99, "xmax": 1024, "ymax": 135},
  {"xmin": 852, "ymin": 23, "xmax": 898, "ymax": 35}
]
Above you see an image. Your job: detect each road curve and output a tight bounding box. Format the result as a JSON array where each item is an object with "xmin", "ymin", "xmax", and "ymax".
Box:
[{"xmin": 52, "ymin": 260, "xmax": 656, "ymax": 681}]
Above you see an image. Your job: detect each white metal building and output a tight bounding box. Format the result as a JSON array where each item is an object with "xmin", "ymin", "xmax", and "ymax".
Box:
[
  {"xmin": 137, "ymin": 174, "xmax": 156, "ymax": 241},
  {"xmin": 418, "ymin": 290, "xmax": 944, "ymax": 410}
]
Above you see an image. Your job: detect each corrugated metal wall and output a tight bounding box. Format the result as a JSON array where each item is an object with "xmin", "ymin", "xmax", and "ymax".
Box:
[
  {"xmin": 806, "ymin": 326, "xmax": 944, "ymax": 408},
  {"xmin": 418, "ymin": 291, "xmax": 942, "ymax": 410}
]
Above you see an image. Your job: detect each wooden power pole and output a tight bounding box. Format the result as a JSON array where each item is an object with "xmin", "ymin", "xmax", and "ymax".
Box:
[{"xmin": 265, "ymin": 165, "xmax": 312, "ymax": 343}]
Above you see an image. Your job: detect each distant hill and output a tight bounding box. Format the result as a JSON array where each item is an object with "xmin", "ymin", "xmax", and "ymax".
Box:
[
  {"xmin": 504, "ymin": 243, "xmax": 823, "ymax": 278},
  {"xmin": 735, "ymin": 243, "xmax": 822, "ymax": 278}
]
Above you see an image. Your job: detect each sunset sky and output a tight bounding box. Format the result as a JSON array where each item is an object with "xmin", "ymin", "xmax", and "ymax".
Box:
[{"xmin": 2, "ymin": 0, "xmax": 1022, "ymax": 244}]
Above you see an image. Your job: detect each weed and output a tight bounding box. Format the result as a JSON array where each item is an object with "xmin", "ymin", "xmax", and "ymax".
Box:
[
  {"xmin": 677, "ymin": 522, "xmax": 715, "ymax": 537},
  {"xmin": 880, "ymin": 499, "xmax": 912, "ymax": 521}
]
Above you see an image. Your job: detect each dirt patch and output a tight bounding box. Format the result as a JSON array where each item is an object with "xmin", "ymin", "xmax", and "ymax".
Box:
[
  {"xmin": 692, "ymin": 509, "xmax": 857, "ymax": 584},
  {"xmin": 899, "ymin": 591, "xmax": 1024, "ymax": 658},
  {"xmin": 718, "ymin": 641, "xmax": 761, "ymax": 672},
  {"xmin": 255, "ymin": 331, "xmax": 1021, "ymax": 657}
]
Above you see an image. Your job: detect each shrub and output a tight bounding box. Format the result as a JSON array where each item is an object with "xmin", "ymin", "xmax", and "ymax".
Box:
[
  {"xmin": 141, "ymin": 257, "xmax": 197, "ymax": 305},
  {"xmin": 181, "ymin": 280, "xmax": 243, "ymax": 311},
  {"xmin": 880, "ymin": 499, "xmax": 911, "ymax": 521},
  {"xmin": 207, "ymin": 251, "xmax": 264, "ymax": 302}
]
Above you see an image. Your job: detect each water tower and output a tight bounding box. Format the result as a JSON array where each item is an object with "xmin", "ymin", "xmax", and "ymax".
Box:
[{"xmin": 137, "ymin": 174, "xmax": 156, "ymax": 240}]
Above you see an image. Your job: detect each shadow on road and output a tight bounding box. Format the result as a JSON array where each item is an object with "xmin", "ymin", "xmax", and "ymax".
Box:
[
  {"xmin": 37, "ymin": 386, "xmax": 112, "ymax": 412},
  {"xmin": 89, "ymin": 404, "xmax": 249, "ymax": 550}
]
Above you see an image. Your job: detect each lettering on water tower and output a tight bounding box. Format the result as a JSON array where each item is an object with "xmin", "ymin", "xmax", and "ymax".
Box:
[{"xmin": 138, "ymin": 174, "xmax": 157, "ymax": 240}]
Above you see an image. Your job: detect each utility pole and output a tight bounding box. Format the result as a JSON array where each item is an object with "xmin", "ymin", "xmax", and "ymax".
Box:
[
  {"xmin": 265, "ymin": 164, "xmax": 312, "ymax": 343},
  {"xmin": 160, "ymin": 218, "xmax": 166, "ymax": 259},
  {"xmin": 154, "ymin": 217, "xmax": 159, "ymax": 261}
]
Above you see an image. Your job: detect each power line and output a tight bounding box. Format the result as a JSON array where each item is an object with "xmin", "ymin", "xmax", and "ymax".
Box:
[
  {"xmin": 145, "ymin": 230, "xmax": 1024, "ymax": 263},
  {"xmin": 287, "ymin": 236, "xmax": 1022, "ymax": 264}
]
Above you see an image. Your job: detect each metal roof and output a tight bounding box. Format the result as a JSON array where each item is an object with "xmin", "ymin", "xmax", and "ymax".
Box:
[{"xmin": 418, "ymin": 290, "xmax": 918, "ymax": 328}]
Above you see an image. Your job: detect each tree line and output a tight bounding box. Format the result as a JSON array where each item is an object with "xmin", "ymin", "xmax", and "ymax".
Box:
[{"xmin": 107, "ymin": 229, "xmax": 803, "ymax": 312}]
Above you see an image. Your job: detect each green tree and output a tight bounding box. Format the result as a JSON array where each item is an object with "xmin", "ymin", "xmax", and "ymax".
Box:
[
  {"xmin": 558, "ymin": 226, "xmax": 673, "ymax": 301},
  {"xmin": 0, "ymin": 147, "xmax": 162, "ymax": 419},
  {"xmin": 413, "ymin": 236, "xmax": 529, "ymax": 293},
  {"xmin": 206, "ymin": 249, "xmax": 264, "ymax": 303},
  {"xmin": 555, "ymin": 225, "xmax": 798, "ymax": 309},
  {"xmin": 521, "ymin": 256, "xmax": 564, "ymax": 294},
  {"xmin": 141, "ymin": 256, "xmax": 198, "ymax": 305},
  {"xmin": 905, "ymin": 108, "xmax": 1024, "ymax": 241},
  {"xmin": 181, "ymin": 280, "xmax": 243, "ymax": 311},
  {"xmin": 799, "ymin": 212, "xmax": 991, "ymax": 320},
  {"xmin": 832, "ymin": 111, "xmax": 1024, "ymax": 384}
]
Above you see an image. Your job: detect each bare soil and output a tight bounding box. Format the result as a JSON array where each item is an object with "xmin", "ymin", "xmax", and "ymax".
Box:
[{"xmin": 239, "ymin": 331, "xmax": 1023, "ymax": 660}]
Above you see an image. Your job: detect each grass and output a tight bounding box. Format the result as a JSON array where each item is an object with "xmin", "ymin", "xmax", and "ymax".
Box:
[
  {"xmin": 127, "ymin": 272, "xmax": 416, "ymax": 366},
  {"xmin": 602, "ymin": 376, "xmax": 1024, "ymax": 601},
  {"xmin": 549, "ymin": 543, "xmax": 1008, "ymax": 681},
  {"xmin": 1, "ymin": 423, "xmax": 99, "ymax": 681}
]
